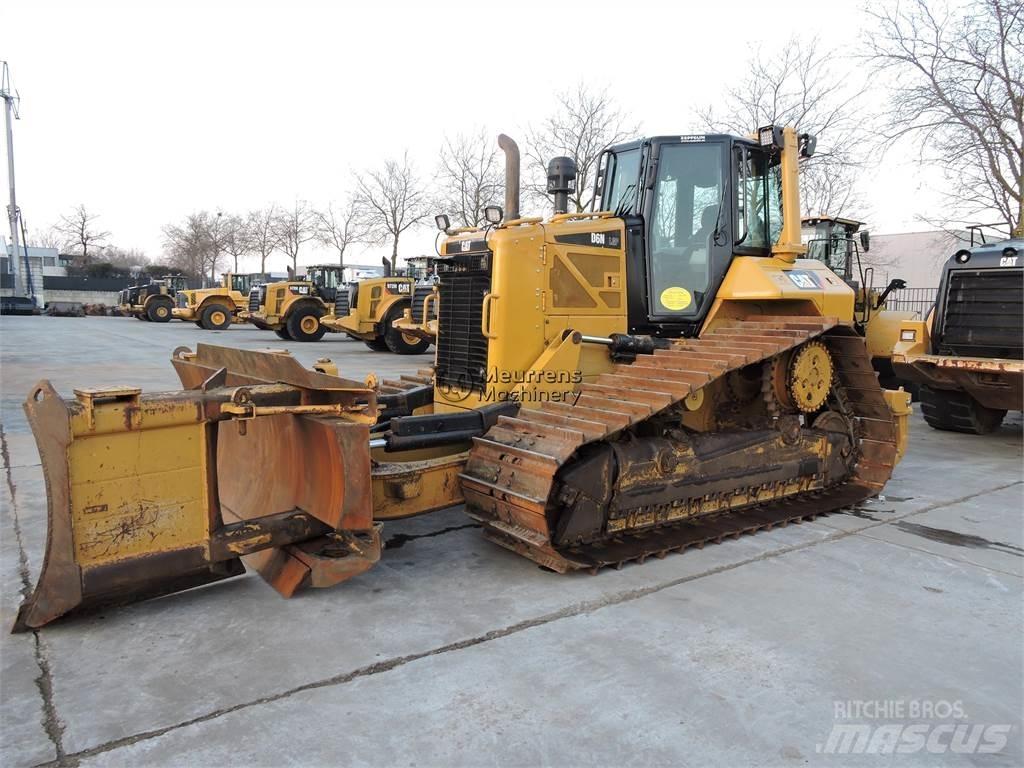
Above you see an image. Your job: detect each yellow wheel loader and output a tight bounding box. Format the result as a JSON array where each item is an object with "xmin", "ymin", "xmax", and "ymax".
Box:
[
  {"xmin": 172, "ymin": 272, "xmax": 266, "ymax": 329},
  {"xmin": 392, "ymin": 255, "xmax": 440, "ymax": 345},
  {"xmin": 246, "ymin": 265, "xmax": 342, "ymax": 342},
  {"xmin": 322, "ymin": 274, "xmax": 432, "ymax": 354},
  {"xmin": 802, "ymin": 217, "xmax": 916, "ymax": 392},
  {"xmin": 14, "ymin": 127, "xmax": 910, "ymax": 631},
  {"xmin": 892, "ymin": 237, "xmax": 1022, "ymax": 433},
  {"xmin": 117, "ymin": 274, "xmax": 189, "ymax": 322}
]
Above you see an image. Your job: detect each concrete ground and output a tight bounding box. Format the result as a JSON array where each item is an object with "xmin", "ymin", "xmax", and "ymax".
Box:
[{"xmin": 0, "ymin": 315, "xmax": 1021, "ymax": 767}]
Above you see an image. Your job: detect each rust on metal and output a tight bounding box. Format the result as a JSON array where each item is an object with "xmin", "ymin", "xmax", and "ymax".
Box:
[{"xmin": 462, "ymin": 317, "xmax": 900, "ymax": 573}]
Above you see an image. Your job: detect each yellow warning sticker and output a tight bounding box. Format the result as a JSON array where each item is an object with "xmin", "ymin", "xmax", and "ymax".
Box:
[{"xmin": 659, "ymin": 286, "xmax": 692, "ymax": 311}]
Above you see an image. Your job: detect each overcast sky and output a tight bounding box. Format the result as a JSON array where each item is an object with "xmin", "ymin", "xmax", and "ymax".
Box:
[{"xmin": 3, "ymin": 0, "xmax": 943, "ymax": 272}]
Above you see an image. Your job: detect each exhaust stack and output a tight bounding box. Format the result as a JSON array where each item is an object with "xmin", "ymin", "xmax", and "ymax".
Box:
[{"xmin": 498, "ymin": 134, "xmax": 520, "ymax": 222}]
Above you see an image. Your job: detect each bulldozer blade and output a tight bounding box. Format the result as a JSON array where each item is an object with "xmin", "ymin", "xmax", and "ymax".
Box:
[{"xmin": 14, "ymin": 346, "xmax": 380, "ymax": 632}]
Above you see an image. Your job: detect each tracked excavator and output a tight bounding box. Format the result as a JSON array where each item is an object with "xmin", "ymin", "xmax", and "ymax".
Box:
[{"xmin": 14, "ymin": 126, "xmax": 909, "ymax": 631}]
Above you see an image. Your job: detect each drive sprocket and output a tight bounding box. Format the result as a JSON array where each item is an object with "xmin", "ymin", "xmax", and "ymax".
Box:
[{"xmin": 787, "ymin": 340, "xmax": 834, "ymax": 413}]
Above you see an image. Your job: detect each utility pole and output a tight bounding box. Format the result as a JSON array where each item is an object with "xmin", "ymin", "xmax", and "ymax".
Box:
[{"xmin": 1, "ymin": 61, "xmax": 23, "ymax": 297}]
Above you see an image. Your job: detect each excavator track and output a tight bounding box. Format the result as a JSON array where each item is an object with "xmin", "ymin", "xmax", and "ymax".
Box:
[{"xmin": 461, "ymin": 317, "xmax": 898, "ymax": 572}]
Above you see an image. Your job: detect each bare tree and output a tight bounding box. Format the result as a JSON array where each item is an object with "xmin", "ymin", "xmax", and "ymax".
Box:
[
  {"xmin": 203, "ymin": 211, "xmax": 229, "ymax": 284},
  {"xmin": 697, "ymin": 37, "xmax": 868, "ymax": 218},
  {"xmin": 525, "ymin": 84, "xmax": 639, "ymax": 213},
  {"xmin": 102, "ymin": 246, "xmax": 151, "ymax": 270},
  {"xmin": 162, "ymin": 213, "xmax": 211, "ymax": 279},
  {"xmin": 314, "ymin": 197, "xmax": 370, "ymax": 267},
  {"xmin": 435, "ymin": 129, "xmax": 504, "ymax": 227},
  {"xmin": 55, "ymin": 204, "xmax": 111, "ymax": 267},
  {"xmin": 221, "ymin": 214, "xmax": 252, "ymax": 273},
  {"xmin": 354, "ymin": 152, "xmax": 431, "ymax": 269},
  {"xmin": 273, "ymin": 200, "xmax": 316, "ymax": 274},
  {"xmin": 29, "ymin": 227, "xmax": 64, "ymax": 250},
  {"xmin": 865, "ymin": 0, "xmax": 1023, "ymax": 237},
  {"xmin": 246, "ymin": 205, "xmax": 280, "ymax": 274}
]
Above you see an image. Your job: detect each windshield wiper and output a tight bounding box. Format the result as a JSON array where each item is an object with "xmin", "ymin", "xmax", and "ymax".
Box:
[
  {"xmin": 614, "ymin": 183, "xmax": 638, "ymax": 218},
  {"xmin": 711, "ymin": 179, "xmax": 729, "ymax": 246}
]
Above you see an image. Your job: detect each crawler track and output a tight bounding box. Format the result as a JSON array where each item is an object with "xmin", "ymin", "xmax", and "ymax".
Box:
[{"xmin": 460, "ymin": 317, "xmax": 898, "ymax": 571}]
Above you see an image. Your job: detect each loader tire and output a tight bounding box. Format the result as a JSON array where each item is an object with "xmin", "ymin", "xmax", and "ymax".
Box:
[
  {"xmin": 147, "ymin": 299, "xmax": 173, "ymax": 323},
  {"xmin": 274, "ymin": 327, "xmax": 292, "ymax": 340},
  {"xmin": 286, "ymin": 307, "xmax": 326, "ymax": 342},
  {"xmin": 135, "ymin": 313, "xmax": 147, "ymax": 321},
  {"xmin": 918, "ymin": 385, "xmax": 1005, "ymax": 434},
  {"xmin": 200, "ymin": 304, "xmax": 232, "ymax": 331},
  {"xmin": 364, "ymin": 337, "xmax": 390, "ymax": 352},
  {"xmin": 383, "ymin": 307, "xmax": 430, "ymax": 355},
  {"xmin": 194, "ymin": 321, "xmax": 204, "ymax": 328}
]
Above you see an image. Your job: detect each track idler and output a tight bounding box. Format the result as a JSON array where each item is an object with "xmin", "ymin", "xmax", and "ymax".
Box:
[{"xmin": 13, "ymin": 345, "xmax": 382, "ymax": 631}]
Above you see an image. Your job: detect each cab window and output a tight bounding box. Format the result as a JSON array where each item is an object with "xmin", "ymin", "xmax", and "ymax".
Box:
[
  {"xmin": 648, "ymin": 142, "xmax": 723, "ymax": 315},
  {"xmin": 602, "ymin": 148, "xmax": 641, "ymax": 212},
  {"xmin": 736, "ymin": 147, "xmax": 783, "ymax": 250}
]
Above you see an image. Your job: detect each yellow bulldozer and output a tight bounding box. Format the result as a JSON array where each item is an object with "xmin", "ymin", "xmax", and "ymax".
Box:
[
  {"xmin": 117, "ymin": 274, "xmax": 189, "ymax": 322},
  {"xmin": 172, "ymin": 272, "xmax": 268, "ymax": 329},
  {"xmin": 14, "ymin": 126, "xmax": 910, "ymax": 631},
  {"xmin": 246, "ymin": 265, "xmax": 343, "ymax": 342}
]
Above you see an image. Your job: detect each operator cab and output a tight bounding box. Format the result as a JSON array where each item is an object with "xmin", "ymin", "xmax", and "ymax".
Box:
[
  {"xmin": 596, "ymin": 127, "xmax": 809, "ymax": 336},
  {"xmin": 801, "ymin": 216, "xmax": 869, "ymax": 283},
  {"xmin": 163, "ymin": 275, "xmax": 188, "ymax": 293},
  {"xmin": 230, "ymin": 274, "xmax": 254, "ymax": 294},
  {"xmin": 304, "ymin": 265, "xmax": 344, "ymax": 303}
]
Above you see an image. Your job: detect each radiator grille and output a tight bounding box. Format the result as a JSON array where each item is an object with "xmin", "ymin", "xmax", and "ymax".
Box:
[
  {"xmin": 248, "ymin": 286, "xmax": 263, "ymax": 313},
  {"xmin": 334, "ymin": 286, "xmax": 350, "ymax": 317},
  {"xmin": 411, "ymin": 284, "xmax": 436, "ymax": 323},
  {"xmin": 435, "ymin": 271, "xmax": 490, "ymax": 393},
  {"xmin": 939, "ymin": 268, "xmax": 1023, "ymax": 359}
]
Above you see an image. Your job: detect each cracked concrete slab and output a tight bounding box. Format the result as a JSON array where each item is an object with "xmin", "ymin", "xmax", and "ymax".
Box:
[
  {"xmin": 0, "ymin": 434, "xmax": 58, "ymax": 767},
  {"xmin": 73, "ymin": 531, "xmax": 1023, "ymax": 768},
  {"xmin": 1, "ymin": 315, "xmax": 1021, "ymax": 767}
]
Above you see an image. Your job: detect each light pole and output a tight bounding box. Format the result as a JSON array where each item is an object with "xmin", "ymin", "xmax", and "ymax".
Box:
[{"xmin": 1, "ymin": 61, "xmax": 23, "ymax": 297}]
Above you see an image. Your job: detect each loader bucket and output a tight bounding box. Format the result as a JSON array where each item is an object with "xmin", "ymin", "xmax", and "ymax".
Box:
[{"xmin": 14, "ymin": 345, "xmax": 381, "ymax": 632}]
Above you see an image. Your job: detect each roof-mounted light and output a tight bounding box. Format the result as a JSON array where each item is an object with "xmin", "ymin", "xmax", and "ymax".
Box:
[{"xmin": 758, "ymin": 125, "xmax": 784, "ymax": 150}]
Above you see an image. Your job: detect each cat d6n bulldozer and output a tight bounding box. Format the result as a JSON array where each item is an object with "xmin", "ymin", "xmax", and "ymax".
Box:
[
  {"xmin": 246, "ymin": 265, "xmax": 342, "ymax": 342},
  {"xmin": 14, "ymin": 127, "xmax": 910, "ymax": 631}
]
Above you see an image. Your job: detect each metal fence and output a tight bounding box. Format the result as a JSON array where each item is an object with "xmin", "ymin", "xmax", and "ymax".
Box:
[
  {"xmin": 884, "ymin": 286, "xmax": 938, "ymax": 318},
  {"xmin": 42, "ymin": 276, "xmax": 131, "ymax": 291}
]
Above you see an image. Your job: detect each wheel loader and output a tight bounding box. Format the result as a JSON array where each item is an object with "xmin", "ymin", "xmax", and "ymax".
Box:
[
  {"xmin": 172, "ymin": 272, "xmax": 267, "ymax": 329},
  {"xmin": 246, "ymin": 265, "xmax": 342, "ymax": 342},
  {"xmin": 325, "ymin": 257, "xmax": 435, "ymax": 354},
  {"xmin": 801, "ymin": 216, "xmax": 916, "ymax": 391},
  {"xmin": 14, "ymin": 126, "xmax": 911, "ymax": 631},
  {"xmin": 117, "ymin": 274, "xmax": 189, "ymax": 322},
  {"xmin": 391, "ymin": 255, "xmax": 440, "ymax": 345},
  {"xmin": 892, "ymin": 237, "xmax": 1022, "ymax": 433}
]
